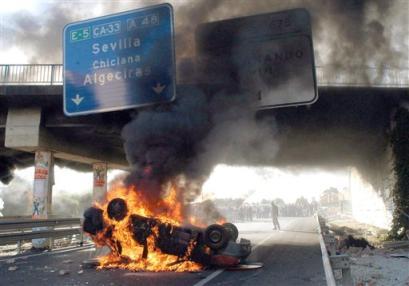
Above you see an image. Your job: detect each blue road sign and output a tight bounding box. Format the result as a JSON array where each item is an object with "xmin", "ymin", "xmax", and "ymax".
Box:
[{"xmin": 63, "ymin": 4, "xmax": 175, "ymax": 116}]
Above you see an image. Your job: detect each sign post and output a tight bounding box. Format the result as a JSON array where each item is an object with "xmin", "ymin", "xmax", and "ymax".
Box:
[{"xmin": 63, "ymin": 4, "xmax": 175, "ymax": 116}]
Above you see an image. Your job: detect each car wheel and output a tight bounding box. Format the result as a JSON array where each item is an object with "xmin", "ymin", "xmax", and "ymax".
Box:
[
  {"xmin": 83, "ymin": 207, "xmax": 103, "ymax": 235},
  {"xmin": 107, "ymin": 198, "xmax": 128, "ymax": 221},
  {"xmin": 223, "ymin": 222, "xmax": 239, "ymax": 241},
  {"xmin": 204, "ymin": 224, "xmax": 229, "ymax": 250}
]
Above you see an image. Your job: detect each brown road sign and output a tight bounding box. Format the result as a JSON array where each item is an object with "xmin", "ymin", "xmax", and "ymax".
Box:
[{"xmin": 197, "ymin": 8, "xmax": 318, "ymax": 109}]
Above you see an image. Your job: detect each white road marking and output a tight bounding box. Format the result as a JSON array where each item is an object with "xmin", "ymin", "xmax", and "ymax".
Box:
[
  {"xmin": 251, "ymin": 233, "xmax": 275, "ymax": 252},
  {"xmin": 0, "ymin": 244, "xmax": 94, "ymax": 263},
  {"xmin": 192, "ymin": 232, "xmax": 275, "ymax": 286},
  {"xmin": 193, "ymin": 269, "xmax": 224, "ymax": 286}
]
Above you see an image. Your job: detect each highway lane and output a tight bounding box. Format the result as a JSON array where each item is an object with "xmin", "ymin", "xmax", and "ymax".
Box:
[
  {"xmin": 0, "ymin": 217, "xmax": 326, "ymax": 286},
  {"xmin": 202, "ymin": 217, "xmax": 326, "ymax": 286}
]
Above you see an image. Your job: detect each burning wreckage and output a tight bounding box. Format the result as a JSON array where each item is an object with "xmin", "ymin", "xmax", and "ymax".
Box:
[{"xmin": 82, "ymin": 186, "xmax": 252, "ymax": 272}]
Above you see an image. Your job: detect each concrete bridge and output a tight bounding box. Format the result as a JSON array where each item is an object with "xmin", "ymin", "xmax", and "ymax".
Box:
[{"xmin": 0, "ymin": 64, "xmax": 408, "ymax": 183}]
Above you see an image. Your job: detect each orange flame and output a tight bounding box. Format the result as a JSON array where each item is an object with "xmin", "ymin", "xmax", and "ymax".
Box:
[{"xmin": 91, "ymin": 181, "xmax": 202, "ymax": 272}]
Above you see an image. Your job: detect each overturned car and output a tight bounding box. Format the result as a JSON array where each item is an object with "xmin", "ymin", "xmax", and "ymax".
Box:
[{"xmin": 83, "ymin": 198, "xmax": 251, "ymax": 268}]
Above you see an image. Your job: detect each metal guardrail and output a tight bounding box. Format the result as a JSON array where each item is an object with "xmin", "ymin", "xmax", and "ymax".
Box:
[
  {"xmin": 317, "ymin": 215, "xmax": 354, "ymax": 286},
  {"xmin": 0, "ymin": 217, "xmax": 83, "ymax": 252},
  {"xmin": 0, "ymin": 64, "xmax": 407, "ymax": 88},
  {"xmin": 0, "ymin": 218, "xmax": 81, "ymax": 231},
  {"xmin": 317, "ymin": 215, "xmax": 337, "ymax": 286},
  {"xmin": 0, "ymin": 64, "xmax": 62, "ymax": 85},
  {"xmin": 315, "ymin": 66, "xmax": 409, "ymax": 88},
  {"xmin": 0, "ymin": 229, "xmax": 82, "ymax": 245}
]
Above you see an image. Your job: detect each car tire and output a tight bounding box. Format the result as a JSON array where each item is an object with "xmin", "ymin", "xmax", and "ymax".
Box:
[
  {"xmin": 107, "ymin": 198, "xmax": 128, "ymax": 221},
  {"xmin": 223, "ymin": 222, "xmax": 239, "ymax": 241},
  {"xmin": 204, "ymin": 224, "xmax": 229, "ymax": 250},
  {"xmin": 83, "ymin": 207, "xmax": 103, "ymax": 235}
]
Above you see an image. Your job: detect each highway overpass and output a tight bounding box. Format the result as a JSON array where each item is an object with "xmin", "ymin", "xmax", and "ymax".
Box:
[{"xmin": 0, "ymin": 64, "xmax": 407, "ymax": 184}]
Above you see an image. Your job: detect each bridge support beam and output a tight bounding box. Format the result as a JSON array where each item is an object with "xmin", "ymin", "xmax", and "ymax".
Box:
[
  {"xmin": 32, "ymin": 150, "xmax": 54, "ymax": 249},
  {"xmin": 93, "ymin": 162, "xmax": 107, "ymax": 203},
  {"xmin": 4, "ymin": 107, "xmax": 128, "ymax": 169}
]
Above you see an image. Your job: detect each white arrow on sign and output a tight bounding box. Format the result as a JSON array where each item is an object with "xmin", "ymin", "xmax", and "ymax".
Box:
[
  {"xmin": 71, "ymin": 94, "xmax": 84, "ymax": 106},
  {"xmin": 152, "ymin": 83, "xmax": 166, "ymax": 95}
]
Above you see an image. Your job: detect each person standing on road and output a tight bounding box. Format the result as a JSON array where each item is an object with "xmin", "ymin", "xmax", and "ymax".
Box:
[{"xmin": 271, "ymin": 201, "xmax": 280, "ymax": 230}]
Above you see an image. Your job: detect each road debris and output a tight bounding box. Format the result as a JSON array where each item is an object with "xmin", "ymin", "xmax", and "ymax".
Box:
[
  {"xmin": 58, "ymin": 269, "xmax": 70, "ymax": 276},
  {"xmin": 382, "ymin": 240, "xmax": 409, "ymax": 249},
  {"xmin": 339, "ymin": 234, "xmax": 374, "ymax": 251},
  {"xmin": 226, "ymin": 262, "xmax": 264, "ymax": 271},
  {"xmin": 81, "ymin": 258, "xmax": 100, "ymax": 269},
  {"xmin": 8, "ymin": 266, "xmax": 18, "ymax": 271},
  {"xmin": 328, "ymin": 218, "xmax": 409, "ymax": 286},
  {"xmin": 389, "ymin": 253, "xmax": 409, "ymax": 259}
]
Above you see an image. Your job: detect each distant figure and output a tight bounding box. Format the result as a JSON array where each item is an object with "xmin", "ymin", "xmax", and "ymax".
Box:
[{"xmin": 271, "ymin": 201, "xmax": 280, "ymax": 230}]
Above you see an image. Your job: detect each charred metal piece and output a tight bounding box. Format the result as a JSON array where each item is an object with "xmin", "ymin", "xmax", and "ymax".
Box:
[
  {"xmin": 130, "ymin": 214, "xmax": 157, "ymax": 244},
  {"xmin": 107, "ymin": 198, "xmax": 128, "ymax": 221},
  {"xmin": 219, "ymin": 238, "xmax": 251, "ymax": 259},
  {"xmin": 116, "ymin": 240, "xmax": 123, "ymax": 255},
  {"xmin": 104, "ymin": 225, "xmax": 114, "ymax": 239},
  {"xmin": 156, "ymin": 224, "xmax": 192, "ymax": 257},
  {"xmin": 83, "ymin": 207, "xmax": 103, "ymax": 235},
  {"xmin": 82, "ymin": 258, "xmax": 100, "ymax": 269},
  {"xmin": 226, "ymin": 262, "xmax": 263, "ymax": 270},
  {"xmin": 130, "ymin": 214, "xmax": 157, "ymax": 258}
]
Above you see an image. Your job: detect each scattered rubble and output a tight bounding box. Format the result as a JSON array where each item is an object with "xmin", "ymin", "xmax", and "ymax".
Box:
[
  {"xmin": 58, "ymin": 269, "xmax": 70, "ymax": 276},
  {"xmin": 329, "ymin": 219, "xmax": 409, "ymax": 286},
  {"xmin": 81, "ymin": 258, "xmax": 100, "ymax": 269},
  {"xmin": 390, "ymin": 253, "xmax": 409, "ymax": 259},
  {"xmin": 383, "ymin": 240, "xmax": 409, "ymax": 249},
  {"xmin": 339, "ymin": 235, "xmax": 374, "ymax": 250},
  {"xmin": 8, "ymin": 266, "xmax": 18, "ymax": 271}
]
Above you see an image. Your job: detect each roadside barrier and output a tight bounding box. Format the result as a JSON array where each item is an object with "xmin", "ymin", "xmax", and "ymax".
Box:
[
  {"xmin": 317, "ymin": 215, "xmax": 353, "ymax": 286},
  {"xmin": 0, "ymin": 217, "xmax": 83, "ymax": 253}
]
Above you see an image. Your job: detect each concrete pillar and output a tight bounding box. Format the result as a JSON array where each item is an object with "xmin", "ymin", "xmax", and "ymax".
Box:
[
  {"xmin": 32, "ymin": 150, "xmax": 54, "ymax": 249},
  {"xmin": 93, "ymin": 162, "xmax": 107, "ymax": 203},
  {"xmin": 92, "ymin": 162, "xmax": 110, "ymax": 257}
]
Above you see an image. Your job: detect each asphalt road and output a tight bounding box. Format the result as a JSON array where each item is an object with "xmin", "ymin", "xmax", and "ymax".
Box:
[{"xmin": 0, "ymin": 217, "xmax": 326, "ymax": 286}]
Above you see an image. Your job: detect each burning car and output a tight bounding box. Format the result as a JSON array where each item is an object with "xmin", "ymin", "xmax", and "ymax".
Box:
[{"xmin": 83, "ymin": 197, "xmax": 251, "ymax": 270}]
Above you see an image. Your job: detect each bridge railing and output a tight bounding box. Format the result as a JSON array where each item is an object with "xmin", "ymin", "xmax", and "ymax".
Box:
[
  {"xmin": 315, "ymin": 66, "xmax": 409, "ymax": 88},
  {"xmin": 0, "ymin": 64, "xmax": 407, "ymax": 87},
  {"xmin": 0, "ymin": 64, "xmax": 63, "ymax": 85}
]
